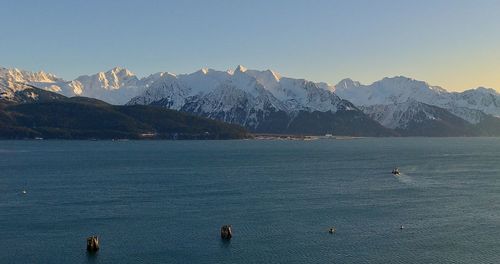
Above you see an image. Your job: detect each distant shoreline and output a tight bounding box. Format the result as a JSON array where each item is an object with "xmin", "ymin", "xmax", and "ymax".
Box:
[
  {"xmin": 3, "ymin": 135, "xmax": 500, "ymax": 141},
  {"xmin": 251, "ymin": 134, "xmax": 364, "ymax": 141}
]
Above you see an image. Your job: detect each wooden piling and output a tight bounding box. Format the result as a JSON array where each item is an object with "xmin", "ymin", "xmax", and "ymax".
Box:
[
  {"xmin": 220, "ymin": 225, "xmax": 232, "ymax": 240},
  {"xmin": 87, "ymin": 236, "xmax": 99, "ymax": 251}
]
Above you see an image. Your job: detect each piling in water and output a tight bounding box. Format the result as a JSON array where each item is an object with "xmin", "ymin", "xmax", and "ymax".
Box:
[
  {"xmin": 87, "ymin": 236, "xmax": 99, "ymax": 251},
  {"xmin": 220, "ymin": 225, "xmax": 232, "ymax": 240}
]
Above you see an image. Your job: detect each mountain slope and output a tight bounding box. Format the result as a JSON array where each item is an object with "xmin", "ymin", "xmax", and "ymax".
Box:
[
  {"xmin": 68, "ymin": 67, "xmax": 144, "ymax": 104},
  {"xmin": 128, "ymin": 66, "xmax": 391, "ymax": 136},
  {"xmin": 0, "ymin": 67, "xmax": 145, "ymax": 105},
  {"xmin": 336, "ymin": 77, "xmax": 500, "ymax": 136},
  {"xmin": 361, "ymin": 100, "xmax": 472, "ymax": 136},
  {"xmin": 335, "ymin": 76, "xmax": 500, "ymax": 124}
]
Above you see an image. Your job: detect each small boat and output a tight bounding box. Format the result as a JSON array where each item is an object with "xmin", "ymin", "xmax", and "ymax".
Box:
[
  {"xmin": 392, "ymin": 168, "xmax": 400, "ymax": 175},
  {"xmin": 328, "ymin": 227, "xmax": 336, "ymax": 234}
]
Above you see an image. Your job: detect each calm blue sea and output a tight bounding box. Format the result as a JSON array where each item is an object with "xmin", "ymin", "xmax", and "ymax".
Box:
[{"xmin": 1, "ymin": 138, "xmax": 500, "ymax": 263}]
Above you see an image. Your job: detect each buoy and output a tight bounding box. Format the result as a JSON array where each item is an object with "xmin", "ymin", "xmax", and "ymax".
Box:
[
  {"xmin": 87, "ymin": 236, "xmax": 99, "ymax": 251},
  {"xmin": 400, "ymin": 225, "xmax": 404, "ymax": 230},
  {"xmin": 220, "ymin": 225, "xmax": 232, "ymax": 240},
  {"xmin": 21, "ymin": 190, "xmax": 27, "ymax": 194}
]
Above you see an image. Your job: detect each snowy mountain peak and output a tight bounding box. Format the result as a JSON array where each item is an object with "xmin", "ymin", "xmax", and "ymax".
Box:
[
  {"xmin": 104, "ymin": 67, "xmax": 136, "ymax": 79},
  {"xmin": 108, "ymin": 66, "xmax": 123, "ymax": 72},
  {"xmin": 127, "ymin": 65, "xmax": 355, "ymax": 129},
  {"xmin": 235, "ymin": 65, "xmax": 248, "ymax": 73},
  {"xmin": 336, "ymin": 78, "xmax": 361, "ymax": 89},
  {"xmin": 141, "ymin": 72, "xmax": 177, "ymax": 88},
  {"xmin": 74, "ymin": 67, "xmax": 137, "ymax": 92},
  {"xmin": 361, "ymin": 99, "xmax": 442, "ymax": 129},
  {"xmin": 266, "ymin": 69, "xmax": 281, "ymax": 81},
  {"xmin": 472, "ymin": 87, "xmax": 498, "ymax": 95},
  {"xmin": 376, "ymin": 76, "xmax": 425, "ymax": 88},
  {"xmin": 382, "ymin": 75, "xmax": 414, "ymax": 82},
  {"xmin": 0, "ymin": 67, "xmax": 66, "ymax": 100},
  {"xmin": 335, "ymin": 75, "xmax": 450, "ymax": 107},
  {"xmin": 377, "ymin": 76, "xmax": 447, "ymax": 93},
  {"xmin": 336, "ymin": 75, "xmax": 500, "ymax": 125},
  {"xmin": 0, "ymin": 67, "xmax": 60, "ymax": 83}
]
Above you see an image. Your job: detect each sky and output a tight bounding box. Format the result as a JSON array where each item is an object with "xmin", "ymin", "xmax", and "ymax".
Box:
[{"xmin": 1, "ymin": 0, "xmax": 500, "ymax": 91}]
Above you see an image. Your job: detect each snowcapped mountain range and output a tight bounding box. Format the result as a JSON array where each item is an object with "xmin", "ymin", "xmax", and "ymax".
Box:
[
  {"xmin": 0, "ymin": 67, "xmax": 143, "ymax": 104},
  {"xmin": 335, "ymin": 76, "xmax": 500, "ymax": 128},
  {"xmin": 2, "ymin": 65, "xmax": 500, "ymax": 136},
  {"xmin": 127, "ymin": 65, "xmax": 360, "ymax": 130},
  {"xmin": 126, "ymin": 65, "xmax": 390, "ymax": 135}
]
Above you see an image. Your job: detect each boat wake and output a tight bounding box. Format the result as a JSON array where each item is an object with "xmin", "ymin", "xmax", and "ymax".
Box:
[{"xmin": 394, "ymin": 172, "xmax": 416, "ymax": 186}]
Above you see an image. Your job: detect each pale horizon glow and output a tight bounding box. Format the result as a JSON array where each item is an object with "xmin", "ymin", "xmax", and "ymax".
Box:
[{"xmin": 1, "ymin": 0, "xmax": 499, "ymax": 92}]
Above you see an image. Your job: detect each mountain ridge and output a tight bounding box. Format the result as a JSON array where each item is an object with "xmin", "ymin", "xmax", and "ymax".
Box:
[
  {"xmin": 2, "ymin": 65, "xmax": 500, "ymax": 136},
  {"xmin": 125, "ymin": 66, "xmax": 391, "ymax": 135}
]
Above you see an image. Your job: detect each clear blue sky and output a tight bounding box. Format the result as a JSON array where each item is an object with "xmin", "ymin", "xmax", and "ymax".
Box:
[{"xmin": 1, "ymin": 0, "xmax": 500, "ymax": 91}]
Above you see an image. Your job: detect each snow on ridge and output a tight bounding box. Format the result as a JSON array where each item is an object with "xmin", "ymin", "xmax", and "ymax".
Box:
[
  {"xmin": 3, "ymin": 65, "xmax": 500, "ymax": 126},
  {"xmin": 1, "ymin": 64, "xmax": 341, "ymax": 108},
  {"xmin": 361, "ymin": 99, "xmax": 441, "ymax": 129},
  {"xmin": 128, "ymin": 65, "xmax": 351, "ymax": 117},
  {"xmin": 335, "ymin": 75, "xmax": 500, "ymax": 124}
]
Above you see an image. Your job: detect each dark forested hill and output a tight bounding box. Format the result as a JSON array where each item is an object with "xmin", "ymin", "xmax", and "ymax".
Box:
[{"xmin": 0, "ymin": 89, "xmax": 249, "ymax": 140}]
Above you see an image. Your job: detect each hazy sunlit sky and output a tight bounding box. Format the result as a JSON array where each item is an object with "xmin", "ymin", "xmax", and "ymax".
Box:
[{"xmin": 1, "ymin": 0, "xmax": 500, "ymax": 91}]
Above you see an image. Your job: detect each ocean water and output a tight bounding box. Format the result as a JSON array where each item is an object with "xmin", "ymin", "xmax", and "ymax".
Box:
[{"xmin": 1, "ymin": 138, "xmax": 500, "ymax": 263}]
